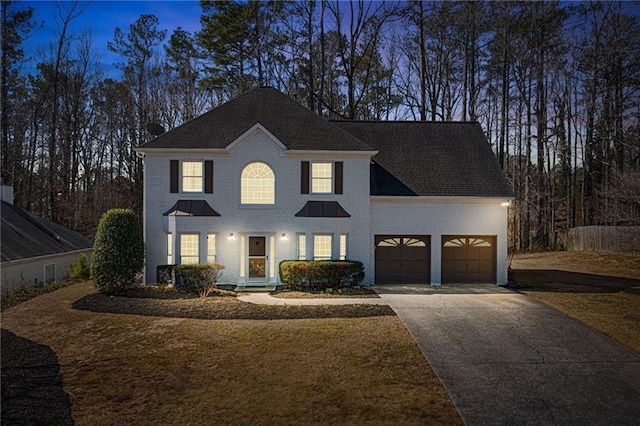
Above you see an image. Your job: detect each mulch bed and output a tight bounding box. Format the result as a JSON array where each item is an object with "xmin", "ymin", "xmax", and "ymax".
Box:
[
  {"xmin": 271, "ymin": 287, "xmax": 380, "ymax": 299},
  {"xmin": 72, "ymin": 287, "xmax": 394, "ymax": 320}
]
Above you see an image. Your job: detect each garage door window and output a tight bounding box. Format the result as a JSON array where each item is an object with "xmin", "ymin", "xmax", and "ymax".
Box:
[{"xmin": 444, "ymin": 237, "xmax": 491, "ymax": 247}]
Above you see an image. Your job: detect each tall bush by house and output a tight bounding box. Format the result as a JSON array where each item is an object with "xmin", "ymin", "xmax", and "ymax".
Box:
[{"xmin": 91, "ymin": 209, "xmax": 144, "ymax": 294}]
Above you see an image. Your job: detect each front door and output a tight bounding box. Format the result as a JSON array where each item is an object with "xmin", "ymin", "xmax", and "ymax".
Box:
[{"xmin": 248, "ymin": 236, "xmax": 267, "ymax": 280}]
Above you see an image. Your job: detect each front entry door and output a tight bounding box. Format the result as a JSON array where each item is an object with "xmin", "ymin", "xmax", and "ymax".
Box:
[{"xmin": 248, "ymin": 236, "xmax": 267, "ymax": 280}]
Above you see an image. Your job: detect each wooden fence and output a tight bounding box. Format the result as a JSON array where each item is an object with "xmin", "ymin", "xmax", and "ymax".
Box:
[{"xmin": 566, "ymin": 226, "xmax": 640, "ymax": 252}]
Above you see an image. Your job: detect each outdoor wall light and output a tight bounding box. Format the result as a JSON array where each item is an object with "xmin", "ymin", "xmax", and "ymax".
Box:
[
  {"xmin": 281, "ymin": 233, "xmax": 287, "ymax": 240},
  {"xmin": 228, "ymin": 232, "xmax": 235, "ymax": 239},
  {"xmin": 501, "ymin": 200, "xmax": 512, "ymax": 207}
]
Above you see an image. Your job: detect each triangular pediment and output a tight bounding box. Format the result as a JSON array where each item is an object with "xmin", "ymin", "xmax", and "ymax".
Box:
[{"xmin": 224, "ymin": 123, "xmax": 288, "ymax": 153}]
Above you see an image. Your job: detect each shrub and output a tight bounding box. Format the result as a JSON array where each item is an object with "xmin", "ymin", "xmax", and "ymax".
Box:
[
  {"xmin": 279, "ymin": 260, "xmax": 365, "ymax": 291},
  {"xmin": 69, "ymin": 253, "xmax": 91, "ymax": 280},
  {"xmin": 156, "ymin": 264, "xmax": 176, "ymax": 286},
  {"xmin": 91, "ymin": 209, "xmax": 144, "ymax": 294},
  {"xmin": 174, "ymin": 264, "xmax": 225, "ymax": 298}
]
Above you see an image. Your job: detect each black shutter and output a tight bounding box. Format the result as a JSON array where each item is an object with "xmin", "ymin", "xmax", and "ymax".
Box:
[
  {"xmin": 301, "ymin": 161, "xmax": 310, "ymax": 194},
  {"xmin": 204, "ymin": 161, "xmax": 213, "ymax": 193},
  {"xmin": 170, "ymin": 160, "xmax": 179, "ymax": 193},
  {"xmin": 334, "ymin": 161, "xmax": 343, "ymax": 194}
]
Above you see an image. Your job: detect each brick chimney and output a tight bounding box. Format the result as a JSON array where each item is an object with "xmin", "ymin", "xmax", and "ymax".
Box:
[{"xmin": 0, "ymin": 177, "xmax": 14, "ymax": 204}]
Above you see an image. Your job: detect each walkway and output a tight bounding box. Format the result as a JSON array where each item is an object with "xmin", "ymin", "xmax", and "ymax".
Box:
[{"xmin": 237, "ymin": 292, "xmax": 387, "ymax": 305}]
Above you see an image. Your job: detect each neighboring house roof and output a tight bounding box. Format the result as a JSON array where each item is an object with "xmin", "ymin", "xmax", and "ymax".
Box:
[
  {"xmin": 1, "ymin": 201, "xmax": 92, "ymax": 262},
  {"xmin": 333, "ymin": 121, "xmax": 514, "ymax": 197},
  {"xmin": 138, "ymin": 87, "xmax": 372, "ymax": 152},
  {"xmin": 163, "ymin": 200, "xmax": 220, "ymax": 216}
]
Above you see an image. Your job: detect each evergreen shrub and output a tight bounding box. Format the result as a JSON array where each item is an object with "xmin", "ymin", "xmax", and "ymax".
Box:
[
  {"xmin": 69, "ymin": 253, "xmax": 91, "ymax": 280},
  {"xmin": 91, "ymin": 209, "xmax": 144, "ymax": 294},
  {"xmin": 279, "ymin": 260, "xmax": 365, "ymax": 291}
]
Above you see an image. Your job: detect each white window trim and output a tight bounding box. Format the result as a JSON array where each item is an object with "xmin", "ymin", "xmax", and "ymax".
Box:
[
  {"xmin": 207, "ymin": 233, "xmax": 216, "ymax": 264},
  {"xmin": 180, "ymin": 233, "xmax": 200, "ymax": 265},
  {"xmin": 311, "ymin": 162, "xmax": 333, "ymax": 194},
  {"xmin": 167, "ymin": 233, "xmax": 173, "ymax": 264},
  {"xmin": 339, "ymin": 234, "xmax": 348, "ymax": 261},
  {"xmin": 313, "ymin": 234, "xmax": 333, "ymax": 261},
  {"xmin": 297, "ymin": 234, "xmax": 307, "ymax": 260},
  {"xmin": 182, "ymin": 160, "xmax": 204, "ymax": 193},
  {"xmin": 240, "ymin": 162, "xmax": 276, "ymax": 205}
]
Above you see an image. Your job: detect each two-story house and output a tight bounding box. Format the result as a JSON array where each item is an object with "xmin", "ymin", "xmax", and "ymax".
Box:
[{"xmin": 135, "ymin": 87, "xmax": 513, "ymax": 287}]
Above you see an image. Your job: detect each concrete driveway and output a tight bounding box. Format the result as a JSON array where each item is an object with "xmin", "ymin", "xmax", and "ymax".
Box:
[{"xmin": 374, "ymin": 285, "xmax": 640, "ymax": 425}]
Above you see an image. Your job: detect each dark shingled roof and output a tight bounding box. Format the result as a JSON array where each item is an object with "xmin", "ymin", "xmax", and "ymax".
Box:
[
  {"xmin": 333, "ymin": 121, "xmax": 514, "ymax": 197},
  {"xmin": 139, "ymin": 87, "xmax": 372, "ymax": 151},
  {"xmin": 163, "ymin": 200, "xmax": 220, "ymax": 216},
  {"xmin": 1, "ymin": 201, "xmax": 92, "ymax": 262},
  {"xmin": 295, "ymin": 201, "xmax": 351, "ymax": 218}
]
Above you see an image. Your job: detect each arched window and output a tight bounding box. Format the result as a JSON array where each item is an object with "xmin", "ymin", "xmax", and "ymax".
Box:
[{"xmin": 241, "ymin": 162, "xmax": 275, "ymax": 204}]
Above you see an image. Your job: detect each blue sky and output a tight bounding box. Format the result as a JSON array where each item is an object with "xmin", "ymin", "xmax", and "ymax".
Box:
[{"xmin": 22, "ymin": 1, "xmax": 203, "ymax": 75}]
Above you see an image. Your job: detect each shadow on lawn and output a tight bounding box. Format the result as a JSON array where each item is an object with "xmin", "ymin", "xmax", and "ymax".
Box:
[
  {"xmin": 1, "ymin": 329, "xmax": 74, "ymax": 425},
  {"xmin": 511, "ymin": 269, "xmax": 640, "ymax": 293}
]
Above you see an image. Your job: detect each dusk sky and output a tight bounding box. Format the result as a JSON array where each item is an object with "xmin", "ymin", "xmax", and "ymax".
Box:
[{"xmin": 22, "ymin": 1, "xmax": 204, "ymax": 76}]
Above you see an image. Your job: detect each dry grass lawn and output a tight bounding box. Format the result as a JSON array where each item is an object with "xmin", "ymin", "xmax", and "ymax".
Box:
[
  {"xmin": 512, "ymin": 251, "xmax": 640, "ymax": 355},
  {"xmin": 1, "ymin": 282, "xmax": 462, "ymax": 425}
]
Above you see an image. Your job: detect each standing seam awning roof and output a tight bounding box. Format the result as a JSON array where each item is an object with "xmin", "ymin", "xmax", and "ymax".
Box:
[
  {"xmin": 295, "ymin": 201, "xmax": 351, "ymax": 218},
  {"xmin": 163, "ymin": 200, "xmax": 220, "ymax": 216}
]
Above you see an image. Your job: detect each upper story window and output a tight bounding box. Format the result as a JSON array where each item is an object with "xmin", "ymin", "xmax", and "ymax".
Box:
[
  {"xmin": 241, "ymin": 162, "xmax": 275, "ymax": 204},
  {"xmin": 170, "ymin": 160, "xmax": 213, "ymax": 194},
  {"xmin": 311, "ymin": 162, "xmax": 332, "ymax": 193},
  {"xmin": 301, "ymin": 161, "xmax": 343, "ymax": 195},
  {"xmin": 183, "ymin": 161, "xmax": 203, "ymax": 192}
]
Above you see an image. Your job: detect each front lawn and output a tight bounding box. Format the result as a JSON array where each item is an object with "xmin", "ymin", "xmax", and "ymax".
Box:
[
  {"xmin": 1, "ymin": 281, "xmax": 462, "ymax": 425},
  {"xmin": 511, "ymin": 251, "xmax": 640, "ymax": 355}
]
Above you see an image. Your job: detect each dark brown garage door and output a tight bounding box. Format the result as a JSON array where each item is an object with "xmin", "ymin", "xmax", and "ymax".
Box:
[
  {"xmin": 441, "ymin": 236, "xmax": 496, "ymax": 283},
  {"xmin": 375, "ymin": 235, "xmax": 430, "ymax": 284}
]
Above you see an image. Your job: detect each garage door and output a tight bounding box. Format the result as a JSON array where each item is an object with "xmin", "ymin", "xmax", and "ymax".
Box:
[
  {"xmin": 441, "ymin": 236, "xmax": 496, "ymax": 283},
  {"xmin": 375, "ymin": 235, "xmax": 430, "ymax": 284}
]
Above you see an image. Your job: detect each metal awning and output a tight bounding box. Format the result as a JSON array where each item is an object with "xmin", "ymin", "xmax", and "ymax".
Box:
[
  {"xmin": 295, "ymin": 201, "xmax": 350, "ymax": 218},
  {"xmin": 163, "ymin": 200, "xmax": 220, "ymax": 216}
]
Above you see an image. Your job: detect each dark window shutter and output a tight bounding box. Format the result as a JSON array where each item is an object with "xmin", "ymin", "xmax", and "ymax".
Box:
[
  {"xmin": 170, "ymin": 160, "xmax": 179, "ymax": 193},
  {"xmin": 334, "ymin": 161, "xmax": 343, "ymax": 194},
  {"xmin": 301, "ymin": 161, "xmax": 310, "ymax": 194},
  {"xmin": 204, "ymin": 161, "xmax": 213, "ymax": 193}
]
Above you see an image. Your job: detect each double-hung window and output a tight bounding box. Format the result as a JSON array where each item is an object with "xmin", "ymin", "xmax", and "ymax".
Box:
[
  {"xmin": 301, "ymin": 161, "xmax": 343, "ymax": 195},
  {"xmin": 180, "ymin": 234, "xmax": 199, "ymax": 264},
  {"xmin": 311, "ymin": 162, "xmax": 332, "ymax": 194},
  {"xmin": 297, "ymin": 234, "xmax": 306, "ymax": 260},
  {"xmin": 182, "ymin": 161, "xmax": 203, "ymax": 192},
  {"xmin": 339, "ymin": 234, "xmax": 347, "ymax": 260},
  {"xmin": 170, "ymin": 160, "xmax": 213, "ymax": 193},
  {"xmin": 207, "ymin": 233, "xmax": 216, "ymax": 263},
  {"xmin": 313, "ymin": 235, "xmax": 332, "ymax": 260},
  {"xmin": 167, "ymin": 233, "xmax": 173, "ymax": 264}
]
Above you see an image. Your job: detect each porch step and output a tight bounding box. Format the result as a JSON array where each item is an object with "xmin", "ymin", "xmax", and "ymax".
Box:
[{"xmin": 234, "ymin": 285, "xmax": 277, "ymax": 293}]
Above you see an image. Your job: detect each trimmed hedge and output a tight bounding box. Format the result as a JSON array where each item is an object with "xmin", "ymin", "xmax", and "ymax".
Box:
[
  {"xmin": 279, "ymin": 260, "xmax": 365, "ymax": 291},
  {"xmin": 91, "ymin": 209, "xmax": 144, "ymax": 294},
  {"xmin": 173, "ymin": 264, "xmax": 225, "ymax": 298}
]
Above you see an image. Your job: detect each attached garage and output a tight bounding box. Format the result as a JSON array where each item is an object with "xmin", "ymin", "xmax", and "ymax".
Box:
[
  {"xmin": 441, "ymin": 236, "xmax": 496, "ymax": 283},
  {"xmin": 375, "ymin": 235, "xmax": 430, "ymax": 284}
]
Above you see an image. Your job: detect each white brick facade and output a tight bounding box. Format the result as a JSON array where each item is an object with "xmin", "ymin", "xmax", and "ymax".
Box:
[{"xmin": 142, "ymin": 125, "xmax": 510, "ymax": 287}]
